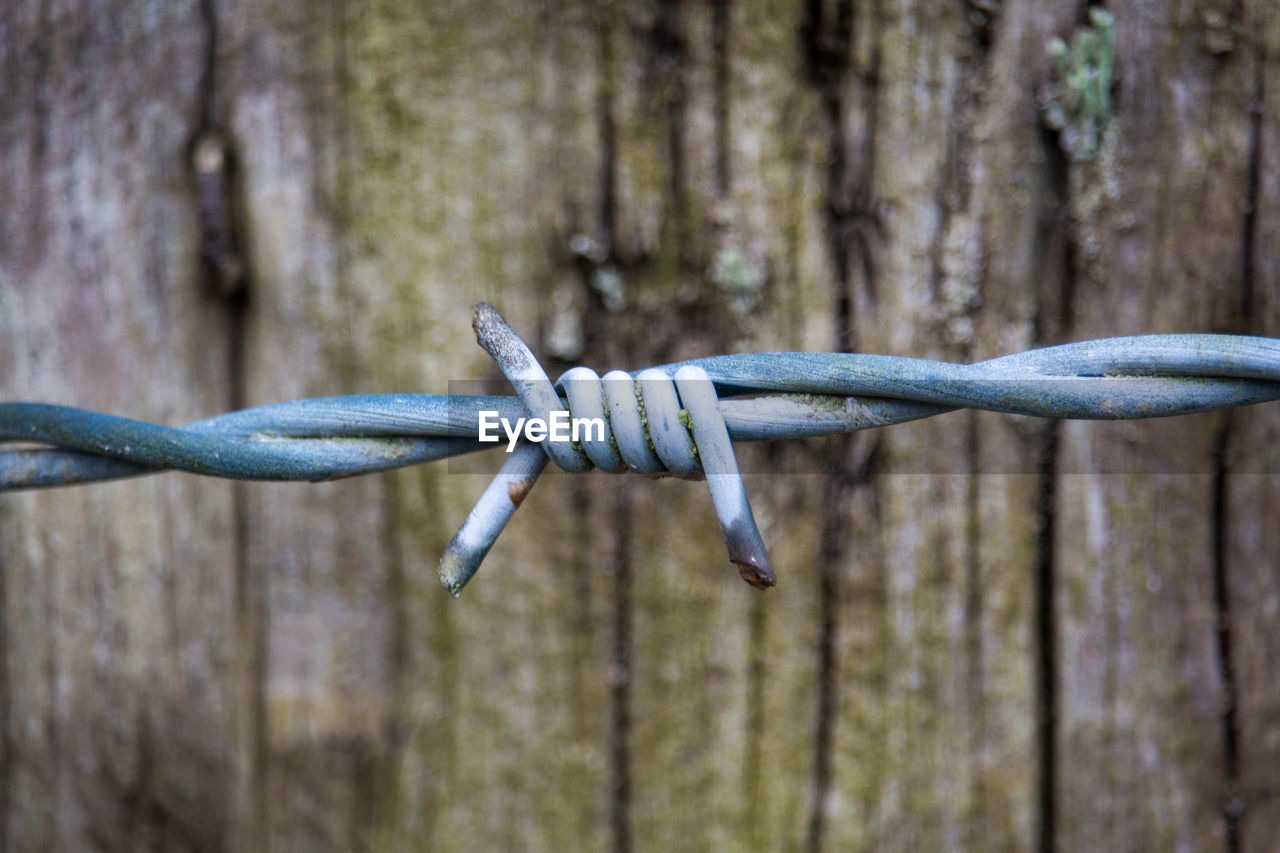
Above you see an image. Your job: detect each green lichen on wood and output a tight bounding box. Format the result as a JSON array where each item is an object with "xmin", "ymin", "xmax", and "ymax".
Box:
[
  {"xmin": 1042, "ymin": 8, "xmax": 1115, "ymax": 162},
  {"xmin": 709, "ymin": 243, "xmax": 767, "ymax": 316}
]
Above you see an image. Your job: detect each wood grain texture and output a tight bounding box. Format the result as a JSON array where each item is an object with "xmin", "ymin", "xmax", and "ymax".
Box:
[
  {"xmin": 1052, "ymin": 3, "xmax": 1268, "ymax": 850},
  {"xmin": 0, "ymin": 2, "xmax": 239, "ymax": 849},
  {"xmin": 2, "ymin": 1, "xmax": 1277, "ymax": 851},
  {"xmin": 1226, "ymin": 5, "xmax": 1280, "ymax": 849}
]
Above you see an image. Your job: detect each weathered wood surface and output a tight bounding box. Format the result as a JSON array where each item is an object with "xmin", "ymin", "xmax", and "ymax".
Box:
[{"xmin": 1, "ymin": 1, "xmax": 1276, "ymax": 850}]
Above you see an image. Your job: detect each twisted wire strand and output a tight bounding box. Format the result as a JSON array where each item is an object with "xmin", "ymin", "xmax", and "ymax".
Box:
[{"xmin": 3, "ymin": 302, "xmax": 1279, "ymax": 595}]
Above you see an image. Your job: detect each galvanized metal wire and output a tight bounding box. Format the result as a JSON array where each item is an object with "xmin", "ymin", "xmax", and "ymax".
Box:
[{"xmin": 4, "ymin": 302, "xmax": 1279, "ymax": 595}]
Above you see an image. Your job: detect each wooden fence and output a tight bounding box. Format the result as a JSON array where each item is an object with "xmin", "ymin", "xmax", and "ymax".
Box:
[{"xmin": 2, "ymin": 1, "xmax": 1277, "ymax": 849}]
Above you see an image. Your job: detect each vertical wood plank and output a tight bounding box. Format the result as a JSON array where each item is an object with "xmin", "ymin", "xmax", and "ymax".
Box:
[
  {"xmin": 1226, "ymin": 6, "xmax": 1280, "ymax": 850},
  {"xmin": 1052, "ymin": 2, "xmax": 1258, "ymax": 849},
  {"xmin": 0, "ymin": 2, "xmax": 239, "ymax": 849},
  {"xmin": 814, "ymin": 1, "xmax": 1048, "ymax": 847}
]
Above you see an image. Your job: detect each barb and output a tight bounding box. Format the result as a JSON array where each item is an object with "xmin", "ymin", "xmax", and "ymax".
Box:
[{"xmin": 3, "ymin": 302, "xmax": 1280, "ymax": 596}]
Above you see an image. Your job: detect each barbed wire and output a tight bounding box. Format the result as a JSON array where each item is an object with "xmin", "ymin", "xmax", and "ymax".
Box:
[{"xmin": 3, "ymin": 302, "xmax": 1279, "ymax": 595}]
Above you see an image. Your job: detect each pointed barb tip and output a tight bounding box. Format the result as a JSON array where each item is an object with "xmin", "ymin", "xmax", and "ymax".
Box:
[{"xmin": 735, "ymin": 559, "xmax": 776, "ymax": 590}]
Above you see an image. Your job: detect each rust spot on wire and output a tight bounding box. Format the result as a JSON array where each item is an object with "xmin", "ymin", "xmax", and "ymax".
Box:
[
  {"xmin": 508, "ymin": 476, "xmax": 536, "ymax": 509},
  {"xmin": 735, "ymin": 560, "xmax": 776, "ymax": 590}
]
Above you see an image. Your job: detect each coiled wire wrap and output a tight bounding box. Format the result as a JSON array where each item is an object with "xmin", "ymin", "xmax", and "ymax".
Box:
[
  {"xmin": 3, "ymin": 302, "xmax": 1280, "ymax": 595},
  {"xmin": 443, "ymin": 304, "xmax": 773, "ymax": 592}
]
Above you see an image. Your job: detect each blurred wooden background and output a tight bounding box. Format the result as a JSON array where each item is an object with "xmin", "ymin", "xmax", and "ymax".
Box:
[{"xmin": 2, "ymin": 1, "xmax": 1278, "ymax": 850}]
